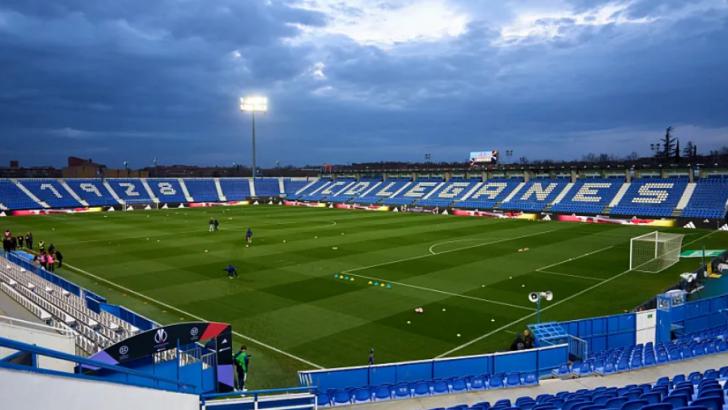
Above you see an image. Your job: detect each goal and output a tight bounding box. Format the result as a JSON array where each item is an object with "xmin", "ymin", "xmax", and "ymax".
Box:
[{"xmin": 629, "ymin": 231, "xmax": 684, "ymax": 272}]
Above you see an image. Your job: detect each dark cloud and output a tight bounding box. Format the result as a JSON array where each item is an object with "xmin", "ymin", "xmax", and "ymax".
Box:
[{"xmin": 0, "ymin": 0, "xmax": 726, "ymax": 167}]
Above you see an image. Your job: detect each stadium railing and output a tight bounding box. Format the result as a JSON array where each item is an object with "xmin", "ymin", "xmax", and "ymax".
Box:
[{"xmin": 0, "ymin": 336, "xmax": 197, "ymax": 393}]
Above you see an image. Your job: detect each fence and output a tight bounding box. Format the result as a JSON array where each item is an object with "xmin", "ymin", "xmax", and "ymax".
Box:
[{"xmin": 298, "ymin": 344, "xmax": 567, "ymax": 392}]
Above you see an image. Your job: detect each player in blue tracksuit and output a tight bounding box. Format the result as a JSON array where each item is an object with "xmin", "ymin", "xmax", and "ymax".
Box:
[{"xmin": 245, "ymin": 227, "xmax": 253, "ymax": 247}]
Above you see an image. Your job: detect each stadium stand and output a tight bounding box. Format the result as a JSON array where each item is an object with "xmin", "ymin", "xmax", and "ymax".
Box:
[
  {"xmin": 550, "ymin": 178, "xmax": 624, "ymax": 215},
  {"xmin": 0, "ymin": 255, "xmax": 143, "ymax": 355},
  {"xmin": 454, "ymin": 178, "xmax": 523, "ymax": 210},
  {"xmin": 145, "ymin": 178, "xmax": 188, "ymax": 203},
  {"xmin": 219, "ymin": 178, "xmax": 252, "ymax": 201},
  {"xmin": 64, "ymin": 178, "xmax": 120, "ymax": 206},
  {"xmin": 2, "ymin": 176, "xmax": 728, "ymax": 220},
  {"xmin": 184, "ymin": 178, "xmax": 221, "ymax": 202},
  {"xmin": 611, "ymin": 179, "xmax": 689, "ymax": 218},
  {"xmin": 17, "ymin": 179, "xmax": 83, "ymax": 208},
  {"xmin": 682, "ymin": 178, "xmax": 728, "ymax": 219},
  {"xmin": 254, "ymin": 178, "xmax": 281, "ymax": 197},
  {"xmin": 555, "ymin": 327, "xmax": 728, "ymax": 378},
  {"xmin": 367, "ymin": 366, "xmax": 728, "ymax": 410},
  {"xmin": 0, "ymin": 179, "xmax": 44, "ymax": 210}
]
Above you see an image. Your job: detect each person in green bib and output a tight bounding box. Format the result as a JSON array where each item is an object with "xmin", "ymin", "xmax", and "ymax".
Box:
[{"xmin": 234, "ymin": 345, "xmax": 251, "ymax": 391}]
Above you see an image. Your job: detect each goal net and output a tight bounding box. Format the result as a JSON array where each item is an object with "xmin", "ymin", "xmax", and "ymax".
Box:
[{"xmin": 629, "ymin": 231, "xmax": 684, "ymax": 272}]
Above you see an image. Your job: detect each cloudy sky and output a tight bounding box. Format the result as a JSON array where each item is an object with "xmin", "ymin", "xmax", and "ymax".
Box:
[{"xmin": 1, "ymin": 0, "xmax": 727, "ymax": 168}]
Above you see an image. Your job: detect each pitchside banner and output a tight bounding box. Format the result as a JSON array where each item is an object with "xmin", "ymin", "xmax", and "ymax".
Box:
[{"xmin": 89, "ymin": 322, "xmax": 234, "ymax": 392}]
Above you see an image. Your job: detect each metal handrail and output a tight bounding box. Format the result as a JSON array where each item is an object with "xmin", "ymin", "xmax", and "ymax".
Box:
[{"xmin": 0, "ymin": 336, "xmax": 196, "ymax": 393}]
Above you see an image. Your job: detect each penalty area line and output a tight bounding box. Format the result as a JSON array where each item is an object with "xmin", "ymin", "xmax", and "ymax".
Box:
[{"xmin": 62, "ymin": 262, "xmax": 324, "ymax": 369}]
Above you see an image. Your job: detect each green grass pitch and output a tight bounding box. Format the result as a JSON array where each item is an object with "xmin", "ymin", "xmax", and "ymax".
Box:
[{"xmin": 2, "ymin": 206, "xmax": 727, "ymax": 388}]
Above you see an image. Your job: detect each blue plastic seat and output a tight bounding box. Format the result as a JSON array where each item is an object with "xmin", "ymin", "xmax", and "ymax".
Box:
[
  {"xmin": 620, "ymin": 400, "xmax": 648, "ymax": 410},
  {"xmin": 506, "ymin": 373, "xmax": 521, "ymax": 387},
  {"xmin": 494, "ymin": 399, "xmax": 512, "ymax": 408},
  {"xmin": 373, "ymin": 384, "xmax": 391, "ymax": 400},
  {"xmin": 392, "ymin": 383, "xmax": 411, "ymax": 399},
  {"xmin": 641, "ymin": 393, "xmax": 662, "ymax": 405},
  {"xmin": 489, "ymin": 374, "xmax": 505, "ymax": 389},
  {"xmin": 563, "ymin": 399, "xmax": 589, "ymax": 410},
  {"xmin": 450, "ymin": 378, "xmax": 468, "ymax": 392},
  {"xmin": 640, "ymin": 404, "xmax": 672, "ymax": 410},
  {"xmin": 469, "ymin": 375, "xmax": 486, "ymax": 390},
  {"xmin": 332, "ymin": 389, "xmax": 351, "ymax": 405},
  {"xmin": 605, "ymin": 397, "xmax": 628, "ymax": 409},
  {"xmin": 317, "ymin": 391, "xmax": 331, "ymax": 407},
  {"xmin": 413, "ymin": 381, "xmax": 431, "ymax": 396},
  {"xmin": 432, "ymin": 380, "xmax": 449, "ymax": 395},
  {"xmin": 662, "ymin": 395, "xmax": 688, "ymax": 409},
  {"xmin": 351, "ymin": 387, "xmax": 371, "ymax": 403}
]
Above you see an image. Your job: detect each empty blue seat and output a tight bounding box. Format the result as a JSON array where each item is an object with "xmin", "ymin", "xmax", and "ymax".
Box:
[
  {"xmin": 662, "ymin": 395, "xmax": 688, "ymax": 409},
  {"xmin": 620, "ymin": 400, "xmax": 648, "ymax": 410},
  {"xmin": 351, "ymin": 387, "xmax": 371, "ymax": 403},
  {"xmin": 317, "ymin": 391, "xmax": 331, "ymax": 407},
  {"xmin": 373, "ymin": 384, "xmax": 391, "ymax": 400},
  {"xmin": 392, "ymin": 383, "xmax": 411, "ymax": 399},
  {"xmin": 641, "ymin": 392, "xmax": 662, "ymax": 405},
  {"xmin": 469, "ymin": 375, "xmax": 486, "ymax": 390},
  {"xmin": 451, "ymin": 377, "xmax": 468, "ymax": 392},
  {"xmin": 690, "ymin": 404, "xmax": 723, "ymax": 410},
  {"xmin": 640, "ymin": 404, "xmax": 672, "ymax": 410},
  {"xmin": 432, "ymin": 380, "xmax": 449, "ymax": 395},
  {"xmin": 506, "ymin": 373, "xmax": 521, "ymax": 387},
  {"xmin": 605, "ymin": 397, "xmax": 628, "ymax": 409},
  {"xmin": 332, "ymin": 389, "xmax": 351, "ymax": 405},
  {"xmin": 412, "ymin": 381, "xmax": 431, "ymax": 396}
]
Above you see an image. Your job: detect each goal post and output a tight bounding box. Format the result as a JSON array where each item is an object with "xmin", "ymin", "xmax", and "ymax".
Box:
[{"xmin": 629, "ymin": 231, "xmax": 684, "ymax": 272}]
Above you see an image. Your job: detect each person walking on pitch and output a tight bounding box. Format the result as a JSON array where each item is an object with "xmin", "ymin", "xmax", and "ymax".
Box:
[{"xmin": 245, "ymin": 227, "xmax": 253, "ymax": 247}]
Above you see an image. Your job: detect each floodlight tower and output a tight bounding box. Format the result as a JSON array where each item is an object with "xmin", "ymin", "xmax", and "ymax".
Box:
[
  {"xmin": 528, "ymin": 290, "xmax": 553, "ymax": 324},
  {"xmin": 239, "ymin": 96, "xmax": 268, "ymax": 178}
]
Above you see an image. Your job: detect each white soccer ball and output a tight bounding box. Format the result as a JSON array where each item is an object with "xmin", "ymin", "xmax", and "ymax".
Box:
[
  {"xmin": 490, "ymin": 318, "xmax": 495, "ymax": 322},
  {"xmin": 204, "ymin": 250, "xmax": 208, "ymax": 253},
  {"xmin": 283, "ymin": 240, "xmax": 287, "ymax": 243},
  {"xmin": 406, "ymin": 320, "xmax": 411, "ymax": 325},
  {"xmin": 442, "ymin": 308, "xmax": 446, "ymax": 312},
  {"xmin": 456, "ymin": 333, "xmax": 461, "ymax": 338}
]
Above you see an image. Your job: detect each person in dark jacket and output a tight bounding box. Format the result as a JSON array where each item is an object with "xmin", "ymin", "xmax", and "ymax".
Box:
[
  {"xmin": 25, "ymin": 233, "xmax": 33, "ymax": 250},
  {"xmin": 55, "ymin": 249, "xmax": 64, "ymax": 268}
]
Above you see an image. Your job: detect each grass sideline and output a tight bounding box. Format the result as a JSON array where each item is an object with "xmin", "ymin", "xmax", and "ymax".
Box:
[{"xmin": 2, "ymin": 205, "xmax": 726, "ymax": 388}]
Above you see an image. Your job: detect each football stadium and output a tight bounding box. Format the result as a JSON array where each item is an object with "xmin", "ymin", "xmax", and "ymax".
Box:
[{"xmin": 1, "ymin": 2, "xmax": 728, "ymax": 410}]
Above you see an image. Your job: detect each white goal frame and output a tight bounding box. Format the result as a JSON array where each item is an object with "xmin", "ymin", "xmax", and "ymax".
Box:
[{"xmin": 629, "ymin": 231, "xmax": 684, "ymax": 273}]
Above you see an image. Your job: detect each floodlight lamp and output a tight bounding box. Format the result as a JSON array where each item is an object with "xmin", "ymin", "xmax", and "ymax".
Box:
[{"xmin": 240, "ymin": 96, "xmax": 268, "ymax": 112}]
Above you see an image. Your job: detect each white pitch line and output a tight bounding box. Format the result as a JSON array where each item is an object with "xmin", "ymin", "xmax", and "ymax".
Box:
[
  {"xmin": 344, "ymin": 228, "xmax": 559, "ymax": 274},
  {"xmin": 346, "ymin": 272, "xmax": 535, "ymax": 311},
  {"xmin": 436, "ymin": 229, "xmax": 721, "ymax": 358},
  {"xmin": 536, "ymin": 269, "xmax": 603, "ymax": 281},
  {"xmin": 535, "ymin": 245, "xmax": 615, "ymax": 272},
  {"xmin": 62, "ymin": 263, "xmax": 324, "ymax": 369}
]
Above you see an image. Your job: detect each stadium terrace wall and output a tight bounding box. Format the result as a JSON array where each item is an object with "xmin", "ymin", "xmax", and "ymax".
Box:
[{"xmin": 297, "ymin": 344, "xmax": 568, "ymax": 392}]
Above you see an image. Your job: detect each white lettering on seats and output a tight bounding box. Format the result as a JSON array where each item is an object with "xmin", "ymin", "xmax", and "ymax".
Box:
[
  {"xmin": 520, "ymin": 183, "xmax": 557, "ymax": 201},
  {"xmin": 404, "ymin": 182, "xmax": 438, "ymax": 197},
  {"xmin": 376, "ymin": 182, "xmax": 398, "ymax": 197},
  {"xmin": 437, "ymin": 182, "xmax": 471, "ymax": 199},
  {"xmin": 79, "ymin": 183, "xmax": 102, "ymax": 197},
  {"xmin": 40, "ymin": 183, "xmax": 63, "ymax": 198},
  {"xmin": 344, "ymin": 182, "xmax": 371, "ymax": 195},
  {"xmin": 631, "ymin": 183, "xmax": 673, "ymax": 204},
  {"xmin": 119, "ymin": 182, "xmax": 140, "ymax": 197},
  {"xmin": 157, "ymin": 182, "xmax": 177, "ymax": 196},
  {"xmin": 572, "ymin": 183, "xmax": 611, "ymax": 202},
  {"xmin": 469, "ymin": 182, "xmax": 507, "ymax": 200},
  {"xmin": 320, "ymin": 181, "xmax": 346, "ymax": 195}
]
